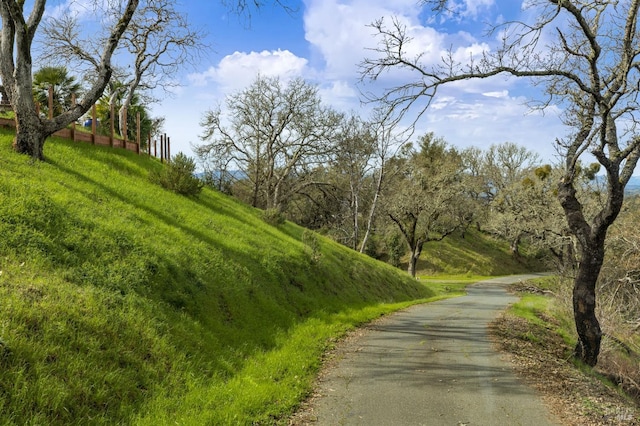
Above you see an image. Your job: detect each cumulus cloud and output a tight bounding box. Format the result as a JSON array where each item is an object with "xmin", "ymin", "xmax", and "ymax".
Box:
[
  {"xmin": 188, "ymin": 49, "xmax": 309, "ymax": 92},
  {"xmin": 171, "ymin": 0, "xmax": 562, "ymax": 162},
  {"xmin": 318, "ymin": 80, "xmax": 360, "ymax": 111},
  {"xmin": 303, "ymin": 0, "xmax": 421, "ymax": 78}
]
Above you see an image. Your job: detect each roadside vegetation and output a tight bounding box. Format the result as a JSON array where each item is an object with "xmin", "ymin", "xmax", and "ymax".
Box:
[{"xmin": 493, "ymin": 273, "xmax": 640, "ymax": 425}]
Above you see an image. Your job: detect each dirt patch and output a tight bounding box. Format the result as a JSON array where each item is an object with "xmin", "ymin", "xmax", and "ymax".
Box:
[{"xmin": 490, "ymin": 312, "xmax": 639, "ymax": 425}]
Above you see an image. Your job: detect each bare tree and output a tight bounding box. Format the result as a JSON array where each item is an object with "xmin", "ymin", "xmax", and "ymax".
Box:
[
  {"xmin": 482, "ymin": 142, "xmax": 542, "ymax": 257},
  {"xmin": 358, "ymin": 109, "xmax": 406, "ymax": 254},
  {"xmin": 197, "ymin": 75, "xmax": 341, "ymax": 211},
  {"xmin": 41, "ymin": 0, "xmax": 207, "ymax": 140},
  {"xmin": 0, "ymin": 0, "xmax": 139, "ymax": 160},
  {"xmin": 360, "ymin": 1, "xmax": 640, "ymax": 366},
  {"xmin": 331, "ymin": 114, "xmax": 376, "ymax": 250}
]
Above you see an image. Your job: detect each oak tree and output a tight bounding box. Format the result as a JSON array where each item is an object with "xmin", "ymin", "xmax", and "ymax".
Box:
[
  {"xmin": 42, "ymin": 0, "xmax": 206, "ymax": 141},
  {"xmin": 197, "ymin": 75, "xmax": 341, "ymax": 211},
  {"xmin": 384, "ymin": 133, "xmax": 468, "ymax": 277}
]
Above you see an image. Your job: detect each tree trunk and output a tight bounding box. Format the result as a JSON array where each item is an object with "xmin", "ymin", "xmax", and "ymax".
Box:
[
  {"xmin": 359, "ymin": 166, "xmax": 384, "ymax": 253},
  {"xmin": 13, "ymin": 104, "xmax": 47, "ymax": 160},
  {"xmin": 407, "ymin": 242, "xmax": 423, "ymax": 278},
  {"xmin": 572, "ymin": 242, "xmax": 604, "ymax": 366},
  {"xmin": 510, "ymin": 234, "xmax": 521, "ymax": 258},
  {"xmin": 558, "ymin": 177, "xmax": 610, "ymax": 367}
]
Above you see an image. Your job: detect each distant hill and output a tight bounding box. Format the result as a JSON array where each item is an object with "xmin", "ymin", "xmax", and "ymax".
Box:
[
  {"xmin": 594, "ymin": 175, "xmax": 640, "ymax": 195},
  {"xmin": 627, "ymin": 176, "xmax": 640, "ymax": 195}
]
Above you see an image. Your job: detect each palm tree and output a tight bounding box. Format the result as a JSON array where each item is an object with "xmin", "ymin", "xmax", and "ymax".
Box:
[{"xmin": 32, "ymin": 66, "xmax": 82, "ymax": 117}]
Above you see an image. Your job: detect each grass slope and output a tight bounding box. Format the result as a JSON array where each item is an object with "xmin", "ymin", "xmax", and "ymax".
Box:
[
  {"xmin": 0, "ymin": 131, "xmax": 439, "ymax": 424},
  {"xmin": 415, "ymin": 227, "xmax": 545, "ymax": 277}
]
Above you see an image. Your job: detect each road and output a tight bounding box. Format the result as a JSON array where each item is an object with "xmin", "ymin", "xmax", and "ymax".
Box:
[{"xmin": 294, "ymin": 274, "xmax": 559, "ymax": 426}]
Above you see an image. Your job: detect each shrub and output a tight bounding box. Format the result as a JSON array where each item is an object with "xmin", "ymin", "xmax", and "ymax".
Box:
[
  {"xmin": 261, "ymin": 208, "xmax": 285, "ymax": 226},
  {"xmin": 302, "ymin": 229, "xmax": 322, "ymax": 265},
  {"xmin": 150, "ymin": 152, "xmax": 203, "ymax": 196}
]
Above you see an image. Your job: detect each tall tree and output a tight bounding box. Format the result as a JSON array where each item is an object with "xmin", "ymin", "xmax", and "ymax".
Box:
[
  {"xmin": 359, "ymin": 109, "xmax": 406, "ymax": 254},
  {"xmin": 384, "ymin": 133, "xmax": 468, "ymax": 277},
  {"xmin": 360, "ymin": 1, "xmax": 640, "ymax": 366},
  {"xmin": 331, "ymin": 114, "xmax": 376, "ymax": 250},
  {"xmin": 0, "ymin": 0, "xmax": 139, "ymax": 160},
  {"xmin": 482, "ymin": 142, "xmax": 542, "ymax": 257},
  {"xmin": 197, "ymin": 75, "xmax": 341, "ymax": 211}
]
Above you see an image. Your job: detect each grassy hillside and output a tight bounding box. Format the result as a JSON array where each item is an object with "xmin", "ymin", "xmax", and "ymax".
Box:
[
  {"xmin": 0, "ymin": 130, "xmax": 444, "ymax": 424},
  {"xmin": 415, "ymin": 228, "xmax": 545, "ymax": 277}
]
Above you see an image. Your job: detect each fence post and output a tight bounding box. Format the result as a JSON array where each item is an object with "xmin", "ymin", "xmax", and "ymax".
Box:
[
  {"xmin": 71, "ymin": 93, "xmax": 76, "ymax": 142},
  {"xmin": 122, "ymin": 107, "xmax": 128, "ymax": 149},
  {"xmin": 48, "ymin": 86, "xmax": 53, "ymax": 120},
  {"xmin": 110, "ymin": 103, "xmax": 115, "ymax": 148},
  {"xmin": 160, "ymin": 134, "xmax": 164, "ymax": 163},
  {"xmin": 167, "ymin": 136, "xmax": 171, "ymax": 162},
  {"xmin": 91, "ymin": 104, "xmax": 97, "ymax": 144}
]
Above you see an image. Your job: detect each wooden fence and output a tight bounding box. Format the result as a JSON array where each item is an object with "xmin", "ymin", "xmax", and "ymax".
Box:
[{"xmin": 0, "ymin": 87, "xmax": 172, "ymax": 162}]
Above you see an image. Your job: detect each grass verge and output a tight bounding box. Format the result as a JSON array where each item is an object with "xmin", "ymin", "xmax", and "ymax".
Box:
[{"xmin": 491, "ymin": 277, "xmax": 640, "ymax": 425}]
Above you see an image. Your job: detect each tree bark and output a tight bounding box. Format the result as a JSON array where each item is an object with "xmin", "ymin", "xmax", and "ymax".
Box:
[
  {"xmin": 558, "ymin": 177, "xmax": 613, "ymax": 367},
  {"xmin": 13, "ymin": 113, "xmax": 46, "ymax": 160},
  {"xmin": 572, "ymin": 243, "xmax": 603, "ymax": 366},
  {"xmin": 0, "ymin": 0, "xmax": 139, "ymax": 160},
  {"xmin": 359, "ymin": 165, "xmax": 383, "ymax": 253},
  {"xmin": 407, "ymin": 242, "xmax": 422, "ymax": 278},
  {"xmin": 510, "ymin": 233, "xmax": 521, "ymax": 258}
]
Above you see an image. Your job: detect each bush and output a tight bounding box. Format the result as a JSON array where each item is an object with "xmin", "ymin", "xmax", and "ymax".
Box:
[
  {"xmin": 261, "ymin": 208, "xmax": 285, "ymax": 226},
  {"xmin": 150, "ymin": 152, "xmax": 203, "ymax": 196}
]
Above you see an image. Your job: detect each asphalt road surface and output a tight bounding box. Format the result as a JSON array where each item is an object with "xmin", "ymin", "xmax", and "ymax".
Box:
[{"xmin": 300, "ymin": 274, "xmax": 560, "ymax": 426}]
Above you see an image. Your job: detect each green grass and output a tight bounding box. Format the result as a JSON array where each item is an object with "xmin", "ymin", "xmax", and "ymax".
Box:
[
  {"xmin": 415, "ymin": 228, "xmax": 545, "ymax": 276},
  {"xmin": 0, "ymin": 132, "xmax": 455, "ymax": 424},
  {"xmin": 506, "ymin": 277, "xmax": 576, "ymax": 346}
]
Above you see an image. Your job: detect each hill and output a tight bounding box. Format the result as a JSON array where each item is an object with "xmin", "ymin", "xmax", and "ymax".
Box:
[
  {"xmin": 416, "ymin": 228, "xmax": 545, "ymax": 277},
  {"xmin": 0, "ymin": 131, "xmax": 443, "ymax": 424}
]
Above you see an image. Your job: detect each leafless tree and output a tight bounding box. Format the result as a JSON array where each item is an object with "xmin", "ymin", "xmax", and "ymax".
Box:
[
  {"xmin": 0, "ymin": 0, "xmax": 139, "ymax": 160},
  {"xmin": 360, "ymin": 0, "xmax": 640, "ymax": 366},
  {"xmin": 197, "ymin": 75, "xmax": 341, "ymax": 211},
  {"xmin": 41, "ymin": 0, "xmax": 207, "ymax": 140},
  {"xmin": 358, "ymin": 108, "xmax": 406, "ymax": 254},
  {"xmin": 482, "ymin": 142, "xmax": 542, "ymax": 257},
  {"xmin": 331, "ymin": 114, "xmax": 376, "ymax": 250}
]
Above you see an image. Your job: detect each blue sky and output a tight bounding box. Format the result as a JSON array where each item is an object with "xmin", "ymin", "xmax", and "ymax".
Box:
[{"xmin": 48, "ymin": 0, "xmax": 569, "ymax": 163}]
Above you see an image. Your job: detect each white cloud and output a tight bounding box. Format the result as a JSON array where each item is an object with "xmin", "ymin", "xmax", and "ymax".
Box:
[
  {"xmin": 188, "ymin": 49, "xmax": 309, "ymax": 92},
  {"xmin": 303, "ymin": 0, "xmax": 422, "ymax": 78},
  {"xmin": 318, "ymin": 80, "xmax": 359, "ymax": 112},
  {"xmin": 165, "ymin": 0, "xmax": 565, "ymax": 164},
  {"xmin": 459, "ymin": 0, "xmax": 495, "ymax": 18},
  {"xmin": 417, "ymin": 86, "xmax": 565, "ymax": 161},
  {"xmin": 45, "ymin": 0, "xmax": 113, "ymax": 21},
  {"xmin": 483, "ymin": 90, "xmax": 509, "ymax": 98}
]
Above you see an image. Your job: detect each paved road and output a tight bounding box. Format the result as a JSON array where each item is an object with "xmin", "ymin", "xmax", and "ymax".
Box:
[{"xmin": 300, "ymin": 274, "xmax": 559, "ymax": 426}]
